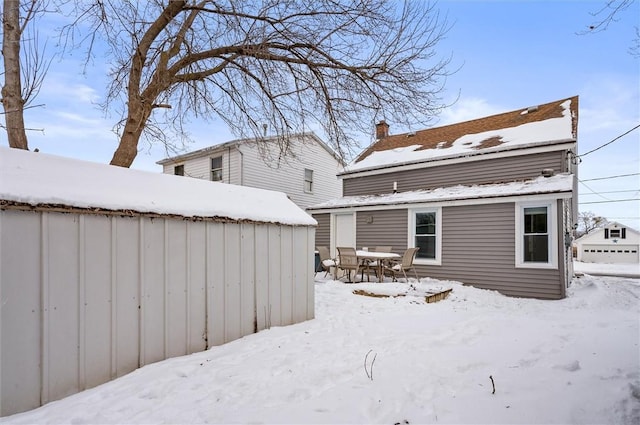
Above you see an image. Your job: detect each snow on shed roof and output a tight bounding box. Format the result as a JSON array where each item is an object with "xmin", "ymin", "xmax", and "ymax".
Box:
[
  {"xmin": 344, "ymin": 96, "xmax": 578, "ymax": 174},
  {"xmin": 0, "ymin": 147, "xmax": 316, "ymax": 226},
  {"xmin": 307, "ymin": 173, "xmax": 573, "ymax": 210}
]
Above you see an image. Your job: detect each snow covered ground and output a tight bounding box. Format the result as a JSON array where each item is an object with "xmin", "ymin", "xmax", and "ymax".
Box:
[
  {"xmin": 574, "ymin": 261, "xmax": 639, "ymax": 278},
  {"xmin": 2, "ymin": 266, "xmax": 639, "ymax": 424}
]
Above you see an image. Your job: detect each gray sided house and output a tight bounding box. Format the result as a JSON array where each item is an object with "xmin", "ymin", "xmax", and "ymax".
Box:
[
  {"xmin": 0, "ymin": 147, "xmax": 316, "ymax": 416},
  {"xmin": 308, "ymin": 96, "xmax": 579, "ymax": 300},
  {"xmin": 157, "ymin": 132, "xmax": 344, "ymax": 210}
]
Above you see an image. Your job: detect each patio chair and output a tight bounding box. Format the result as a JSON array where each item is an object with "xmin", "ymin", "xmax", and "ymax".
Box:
[
  {"xmin": 384, "ymin": 247, "xmax": 420, "ymax": 282},
  {"xmin": 337, "ymin": 247, "xmax": 364, "ymax": 283},
  {"xmin": 374, "ymin": 246, "xmax": 392, "ymax": 253},
  {"xmin": 316, "ymin": 246, "xmax": 337, "ymax": 278},
  {"xmin": 361, "ymin": 246, "xmax": 393, "ymax": 281}
]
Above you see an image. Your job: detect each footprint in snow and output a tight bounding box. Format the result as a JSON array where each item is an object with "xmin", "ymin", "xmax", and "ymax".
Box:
[{"xmin": 553, "ymin": 360, "xmax": 581, "ymax": 372}]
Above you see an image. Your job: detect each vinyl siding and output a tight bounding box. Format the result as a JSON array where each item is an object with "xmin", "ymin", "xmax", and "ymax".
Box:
[
  {"xmin": 162, "ymin": 135, "xmax": 342, "ymax": 210},
  {"xmin": 239, "ymin": 138, "xmax": 342, "ymax": 209},
  {"xmin": 356, "ymin": 209, "xmax": 407, "ymax": 253},
  {"xmin": 352, "ymin": 203, "xmax": 564, "ymax": 299},
  {"xmin": 313, "ymin": 213, "xmax": 330, "ymax": 248},
  {"xmin": 343, "ymin": 151, "xmax": 565, "ymax": 196},
  {"xmin": 163, "ymin": 153, "xmax": 229, "ymax": 183},
  {"xmin": 428, "ymin": 203, "xmax": 562, "ymax": 299}
]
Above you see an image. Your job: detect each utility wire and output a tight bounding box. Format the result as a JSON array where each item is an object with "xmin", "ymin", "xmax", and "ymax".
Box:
[
  {"xmin": 579, "ymin": 180, "xmax": 612, "ymax": 201},
  {"xmin": 578, "ymin": 123, "xmax": 640, "ymax": 158},
  {"xmin": 581, "ymin": 172, "xmax": 640, "ymax": 182},
  {"xmin": 580, "ymin": 189, "xmax": 640, "ymax": 195},
  {"xmin": 579, "ymin": 199, "xmax": 639, "ymax": 204}
]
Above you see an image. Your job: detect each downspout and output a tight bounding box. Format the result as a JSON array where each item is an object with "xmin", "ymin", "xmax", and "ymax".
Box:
[
  {"xmin": 227, "ymin": 146, "xmax": 231, "ymax": 183},
  {"xmin": 236, "ymin": 145, "xmax": 244, "ymax": 185}
]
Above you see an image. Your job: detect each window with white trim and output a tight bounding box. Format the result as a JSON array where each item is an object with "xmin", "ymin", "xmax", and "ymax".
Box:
[
  {"xmin": 304, "ymin": 168, "xmax": 313, "ymax": 193},
  {"xmin": 515, "ymin": 201, "xmax": 557, "ymax": 268},
  {"xmin": 408, "ymin": 207, "xmax": 441, "ymax": 265},
  {"xmin": 210, "ymin": 156, "xmax": 223, "ymax": 181}
]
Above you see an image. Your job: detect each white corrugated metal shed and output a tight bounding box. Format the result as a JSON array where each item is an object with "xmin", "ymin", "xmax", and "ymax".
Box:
[{"xmin": 0, "ymin": 147, "xmax": 315, "ymax": 417}]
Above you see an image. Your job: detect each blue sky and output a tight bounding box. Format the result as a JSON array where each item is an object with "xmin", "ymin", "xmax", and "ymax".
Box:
[{"xmin": 7, "ymin": 0, "xmax": 640, "ymax": 229}]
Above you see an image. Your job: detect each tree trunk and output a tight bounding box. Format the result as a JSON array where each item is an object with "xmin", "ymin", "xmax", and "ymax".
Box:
[
  {"xmin": 109, "ymin": 99, "xmax": 152, "ymax": 167},
  {"xmin": 1, "ymin": 0, "xmax": 29, "ymax": 150}
]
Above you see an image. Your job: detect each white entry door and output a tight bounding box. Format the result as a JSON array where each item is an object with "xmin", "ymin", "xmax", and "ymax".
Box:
[{"xmin": 333, "ymin": 213, "xmax": 355, "ymax": 256}]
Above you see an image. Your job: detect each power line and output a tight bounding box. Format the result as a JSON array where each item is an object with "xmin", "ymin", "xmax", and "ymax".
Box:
[
  {"xmin": 579, "ymin": 199, "xmax": 639, "ymax": 204},
  {"xmin": 578, "ymin": 123, "xmax": 640, "ymax": 158},
  {"xmin": 581, "ymin": 172, "xmax": 640, "ymax": 182},
  {"xmin": 580, "ymin": 189, "xmax": 639, "ymax": 195},
  {"xmin": 578, "ymin": 180, "xmax": 612, "ymax": 201}
]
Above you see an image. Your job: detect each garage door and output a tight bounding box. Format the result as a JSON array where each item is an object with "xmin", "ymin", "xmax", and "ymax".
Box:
[{"xmin": 581, "ymin": 244, "xmax": 639, "ymax": 263}]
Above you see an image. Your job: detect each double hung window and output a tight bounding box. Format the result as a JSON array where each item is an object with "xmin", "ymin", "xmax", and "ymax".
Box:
[
  {"xmin": 516, "ymin": 201, "xmax": 557, "ymax": 268},
  {"xmin": 210, "ymin": 156, "xmax": 223, "ymax": 181},
  {"xmin": 304, "ymin": 169, "xmax": 313, "ymax": 193},
  {"xmin": 408, "ymin": 208, "xmax": 441, "ymax": 265}
]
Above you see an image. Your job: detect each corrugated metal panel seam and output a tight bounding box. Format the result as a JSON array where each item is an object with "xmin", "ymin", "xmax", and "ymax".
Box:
[{"xmin": 40, "ymin": 213, "xmax": 49, "ymax": 405}]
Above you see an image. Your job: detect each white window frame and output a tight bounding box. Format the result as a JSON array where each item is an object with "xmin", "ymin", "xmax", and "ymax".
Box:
[
  {"xmin": 304, "ymin": 168, "xmax": 313, "ymax": 193},
  {"xmin": 408, "ymin": 207, "xmax": 442, "ymax": 266},
  {"xmin": 515, "ymin": 201, "xmax": 558, "ymax": 269},
  {"xmin": 210, "ymin": 156, "xmax": 223, "ymax": 182}
]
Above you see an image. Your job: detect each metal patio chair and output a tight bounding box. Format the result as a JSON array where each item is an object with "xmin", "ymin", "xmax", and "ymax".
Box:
[
  {"xmin": 316, "ymin": 246, "xmax": 337, "ymax": 278},
  {"xmin": 384, "ymin": 247, "xmax": 420, "ymax": 282},
  {"xmin": 337, "ymin": 247, "xmax": 364, "ymax": 283}
]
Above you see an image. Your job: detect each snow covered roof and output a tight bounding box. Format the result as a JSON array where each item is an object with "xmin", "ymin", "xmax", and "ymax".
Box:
[
  {"xmin": 0, "ymin": 147, "xmax": 316, "ymax": 226},
  {"xmin": 574, "ymin": 221, "xmax": 640, "ymax": 243},
  {"xmin": 344, "ymin": 96, "xmax": 578, "ymax": 174},
  {"xmin": 307, "ymin": 174, "xmax": 573, "ymax": 210}
]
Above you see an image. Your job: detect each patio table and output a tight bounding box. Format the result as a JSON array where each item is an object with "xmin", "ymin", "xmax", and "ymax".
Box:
[{"xmin": 356, "ymin": 250, "xmax": 401, "ymax": 282}]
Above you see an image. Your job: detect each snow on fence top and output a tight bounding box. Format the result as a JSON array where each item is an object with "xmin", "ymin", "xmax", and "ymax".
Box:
[{"xmin": 0, "ymin": 147, "xmax": 316, "ymax": 226}]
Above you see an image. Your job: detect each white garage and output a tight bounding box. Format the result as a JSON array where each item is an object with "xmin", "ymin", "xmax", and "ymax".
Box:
[
  {"xmin": 575, "ymin": 222, "xmax": 640, "ymax": 264},
  {"xmin": 580, "ymin": 244, "xmax": 639, "ymax": 263}
]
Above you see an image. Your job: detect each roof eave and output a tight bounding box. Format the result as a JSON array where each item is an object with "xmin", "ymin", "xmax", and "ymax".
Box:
[{"xmin": 308, "ymin": 188, "xmax": 574, "ymax": 212}]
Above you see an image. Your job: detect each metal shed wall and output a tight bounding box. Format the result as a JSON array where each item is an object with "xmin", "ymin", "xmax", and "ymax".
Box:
[{"xmin": 0, "ymin": 209, "xmax": 314, "ymax": 417}]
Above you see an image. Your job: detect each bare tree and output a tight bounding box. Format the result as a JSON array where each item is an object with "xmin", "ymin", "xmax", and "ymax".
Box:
[
  {"xmin": 1, "ymin": 0, "xmax": 50, "ymax": 149},
  {"xmin": 61, "ymin": 0, "xmax": 451, "ymax": 167},
  {"xmin": 577, "ymin": 211, "xmax": 609, "ymax": 238}
]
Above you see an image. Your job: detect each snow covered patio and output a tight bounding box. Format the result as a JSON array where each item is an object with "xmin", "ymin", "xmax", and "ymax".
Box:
[{"xmin": 3, "ymin": 269, "xmax": 638, "ymax": 424}]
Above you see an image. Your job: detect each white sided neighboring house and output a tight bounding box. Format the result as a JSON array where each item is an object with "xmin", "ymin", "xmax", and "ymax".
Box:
[
  {"xmin": 157, "ymin": 132, "xmax": 344, "ymax": 210},
  {"xmin": 575, "ymin": 222, "xmax": 639, "ymax": 263}
]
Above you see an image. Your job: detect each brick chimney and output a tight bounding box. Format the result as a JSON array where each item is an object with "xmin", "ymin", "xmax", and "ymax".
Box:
[{"xmin": 375, "ymin": 120, "xmax": 389, "ymax": 139}]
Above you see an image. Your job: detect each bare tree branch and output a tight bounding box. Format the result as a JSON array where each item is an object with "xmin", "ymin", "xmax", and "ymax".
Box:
[
  {"xmin": 578, "ymin": 0, "xmax": 639, "ymax": 57},
  {"xmin": 59, "ymin": 0, "xmax": 453, "ymax": 167}
]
